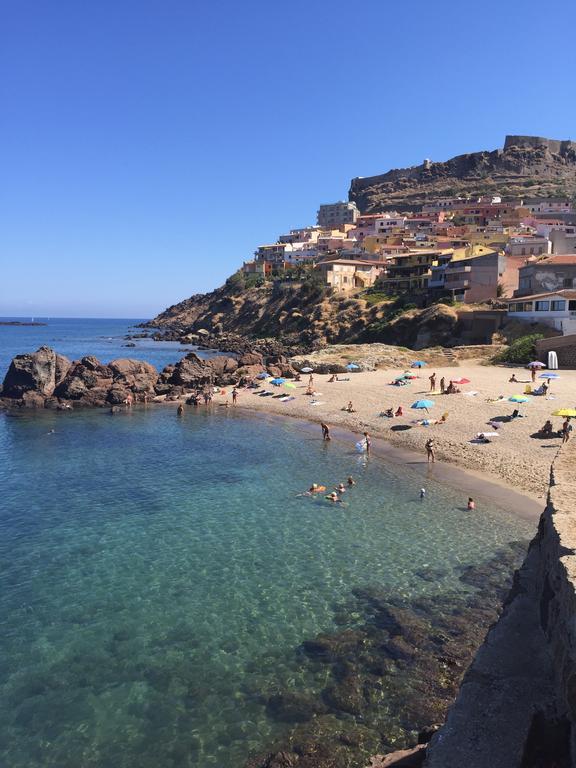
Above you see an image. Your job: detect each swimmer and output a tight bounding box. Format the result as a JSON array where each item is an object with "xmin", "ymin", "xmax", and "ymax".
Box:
[
  {"xmin": 325, "ymin": 492, "xmax": 342, "ymax": 503},
  {"xmin": 47, "ymin": 429, "xmax": 55, "ymax": 434},
  {"xmin": 177, "ymin": 403, "xmax": 184, "ymax": 416},
  {"xmin": 420, "ymin": 488, "xmax": 426, "ymax": 499},
  {"xmin": 467, "ymin": 497, "xmax": 475, "ymax": 510},
  {"xmin": 336, "ymin": 483, "xmax": 346, "ymax": 494},
  {"xmin": 347, "ymin": 476, "xmax": 356, "ymax": 486}
]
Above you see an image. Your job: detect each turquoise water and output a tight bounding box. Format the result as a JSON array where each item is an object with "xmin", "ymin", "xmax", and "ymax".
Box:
[{"xmin": 0, "ymin": 406, "xmax": 533, "ymax": 767}]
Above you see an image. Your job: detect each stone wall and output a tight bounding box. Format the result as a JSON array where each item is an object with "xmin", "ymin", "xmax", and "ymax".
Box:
[
  {"xmin": 424, "ymin": 442, "xmax": 576, "ymax": 767},
  {"xmin": 536, "ymin": 334, "xmax": 576, "ymax": 368},
  {"xmin": 504, "ymin": 135, "xmax": 576, "ymax": 155}
]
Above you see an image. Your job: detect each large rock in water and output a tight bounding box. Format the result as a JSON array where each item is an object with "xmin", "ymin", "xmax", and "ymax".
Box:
[
  {"xmin": 108, "ymin": 359, "xmax": 158, "ymax": 393},
  {"xmin": 1, "ymin": 346, "xmax": 71, "ymax": 398}
]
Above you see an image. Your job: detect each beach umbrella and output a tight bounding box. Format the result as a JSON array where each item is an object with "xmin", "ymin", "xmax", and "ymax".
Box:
[
  {"xmin": 411, "ymin": 361, "xmax": 426, "ymax": 368},
  {"xmin": 452, "ymin": 377, "xmax": 470, "ymax": 385},
  {"xmin": 552, "ymin": 408, "xmax": 576, "ymax": 417},
  {"xmin": 346, "ymin": 363, "xmax": 360, "ymax": 371},
  {"xmin": 411, "ymin": 399, "xmax": 435, "ymax": 411},
  {"xmin": 527, "ymin": 361, "xmax": 546, "ymax": 368},
  {"xmin": 539, "ymin": 373, "xmax": 560, "ymax": 379},
  {"xmin": 256, "ymin": 372, "xmax": 269, "ymax": 380},
  {"xmin": 509, "ymin": 395, "xmax": 530, "ymax": 403},
  {"xmin": 270, "ymin": 377, "xmax": 286, "ymax": 385},
  {"xmin": 301, "ymin": 367, "xmax": 313, "ymax": 373}
]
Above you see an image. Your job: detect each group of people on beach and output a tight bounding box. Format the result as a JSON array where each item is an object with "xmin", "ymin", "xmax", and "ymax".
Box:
[{"xmin": 428, "ymin": 372, "xmax": 460, "ymax": 395}]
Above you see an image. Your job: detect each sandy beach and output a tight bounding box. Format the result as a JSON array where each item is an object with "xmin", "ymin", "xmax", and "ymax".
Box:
[{"xmin": 229, "ymin": 363, "xmax": 573, "ymax": 499}]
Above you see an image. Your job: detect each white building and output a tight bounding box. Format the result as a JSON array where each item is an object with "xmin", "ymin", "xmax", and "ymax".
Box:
[
  {"xmin": 375, "ymin": 215, "xmax": 406, "ymax": 233},
  {"xmin": 507, "ymin": 290, "xmax": 576, "ymax": 335}
]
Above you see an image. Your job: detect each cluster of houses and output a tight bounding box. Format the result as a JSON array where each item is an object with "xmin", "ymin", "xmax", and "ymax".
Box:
[{"xmin": 242, "ymin": 195, "xmax": 576, "ymax": 336}]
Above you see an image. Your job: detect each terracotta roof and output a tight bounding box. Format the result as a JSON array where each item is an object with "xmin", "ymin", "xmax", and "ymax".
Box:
[
  {"xmin": 531, "ymin": 254, "xmax": 576, "ymax": 264},
  {"xmin": 507, "ymin": 289, "xmax": 576, "ymax": 302},
  {"xmin": 318, "ymin": 259, "xmax": 384, "ymax": 267}
]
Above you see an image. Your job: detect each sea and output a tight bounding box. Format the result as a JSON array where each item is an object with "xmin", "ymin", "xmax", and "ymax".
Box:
[{"xmin": 0, "ymin": 319, "xmax": 535, "ymax": 767}]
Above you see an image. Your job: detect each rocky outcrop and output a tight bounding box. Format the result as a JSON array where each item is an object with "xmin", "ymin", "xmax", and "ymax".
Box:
[
  {"xmin": 2, "ymin": 346, "xmax": 71, "ymax": 398},
  {"xmin": 0, "ymin": 347, "xmax": 295, "ymax": 408},
  {"xmin": 349, "ymin": 135, "xmax": 576, "ymax": 212}
]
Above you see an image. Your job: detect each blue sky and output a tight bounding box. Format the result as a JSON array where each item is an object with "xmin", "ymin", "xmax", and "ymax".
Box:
[{"xmin": 1, "ymin": 0, "xmax": 575, "ymax": 318}]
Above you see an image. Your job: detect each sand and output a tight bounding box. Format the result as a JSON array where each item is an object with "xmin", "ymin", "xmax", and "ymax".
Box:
[{"xmin": 229, "ymin": 363, "xmax": 573, "ymax": 500}]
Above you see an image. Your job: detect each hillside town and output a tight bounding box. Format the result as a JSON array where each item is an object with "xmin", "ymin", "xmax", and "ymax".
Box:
[{"xmin": 243, "ymin": 195, "xmax": 576, "ymax": 336}]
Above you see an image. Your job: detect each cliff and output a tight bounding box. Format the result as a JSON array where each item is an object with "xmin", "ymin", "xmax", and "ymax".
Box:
[
  {"xmin": 423, "ymin": 442, "xmax": 576, "ymax": 768},
  {"xmin": 349, "ymin": 135, "xmax": 576, "ymax": 212}
]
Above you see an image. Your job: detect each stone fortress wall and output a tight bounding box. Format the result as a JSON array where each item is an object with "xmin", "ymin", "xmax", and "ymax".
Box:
[
  {"xmin": 424, "ymin": 441, "xmax": 576, "ymax": 767},
  {"xmin": 504, "ymin": 135, "xmax": 576, "ymax": 155}
]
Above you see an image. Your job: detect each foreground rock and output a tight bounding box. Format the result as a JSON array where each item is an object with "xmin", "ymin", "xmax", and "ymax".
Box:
[
  {"xmin": 2, "ymin": 346, "xmax": 71, "ymax": 399},
  {"xmin": 0, "ymin": 347, "xmax": 296, "ymax": 409}
]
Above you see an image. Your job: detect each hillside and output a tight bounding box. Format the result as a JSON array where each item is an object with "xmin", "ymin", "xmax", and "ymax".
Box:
[
  {"xmin": 146, "ymin": 277, "xmax": 541, "ymax": 351},
  {"xmin": 349, "ymin": 135, "xmax": 576, "ymax": 212}
]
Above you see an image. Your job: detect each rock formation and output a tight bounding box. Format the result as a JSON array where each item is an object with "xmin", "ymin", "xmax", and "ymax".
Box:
[
  {"xmin": 349, "ymin": 135, "xmax": 576, "ymax": 212},
  {"xmin": 0, "ymin": 347, "xmax": 296, "ymax": 409}
]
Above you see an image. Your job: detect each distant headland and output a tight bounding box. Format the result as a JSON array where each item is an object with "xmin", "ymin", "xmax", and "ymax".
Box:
[{"xmin": 0, "ymin": 321, "xmax": 47, "ymax": 327}]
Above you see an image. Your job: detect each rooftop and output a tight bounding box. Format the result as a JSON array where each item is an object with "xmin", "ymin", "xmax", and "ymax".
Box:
[
  {"xmin": 526, "ymin": 254, "xmax": 576, "ymax": 265},
  {"xmin": 507, "ymin": 289, "xmax": 576, "ymax": 302}
]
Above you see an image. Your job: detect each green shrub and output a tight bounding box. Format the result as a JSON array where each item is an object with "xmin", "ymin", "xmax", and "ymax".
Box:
[
  {"xmin": 362, "ymin": 291, "xmax": 389, "ymax": 306},
  {"xmin": 493, "ymin": 333, "xmax": 543, "ymax": 364}
]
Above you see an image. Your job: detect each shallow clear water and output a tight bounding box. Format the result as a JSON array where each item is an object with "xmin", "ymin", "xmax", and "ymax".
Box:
[
  {"xmin": 0, "ymin": 406, "xmax": 533, "ymax": 767},
  {"xmin": 0, "ymin": 317, "xmax": 204, "ymax": 380}
]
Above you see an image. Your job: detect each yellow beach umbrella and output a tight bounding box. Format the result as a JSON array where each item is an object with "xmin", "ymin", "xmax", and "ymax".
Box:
[{"xmin": 552, "ymin": 408, "xmax": 576, "ymax": 417}]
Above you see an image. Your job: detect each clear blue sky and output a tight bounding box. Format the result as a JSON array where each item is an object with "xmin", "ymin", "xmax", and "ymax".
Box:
[{"xmin": 1, "ymin": 0, "xmax": 575, "ymax": 318}]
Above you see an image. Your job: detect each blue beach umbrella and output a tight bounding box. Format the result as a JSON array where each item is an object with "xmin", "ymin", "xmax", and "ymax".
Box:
[
  {"xmin": 346, "ymin": 363, "xmax": 360, "ymax": 371},
  {"xmin": 411, "ymin": 361, "xmax": 426, "ymax": 368},
  {"xmin": 509, "ymin": 395, "xmax": 530, "ymax": 403},
  {"xmin": 411, "ymin": 399, "xmax": 434, "ymax": 411}
]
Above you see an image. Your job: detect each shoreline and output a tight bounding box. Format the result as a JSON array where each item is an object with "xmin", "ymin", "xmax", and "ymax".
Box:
[
  {"xmin": 218, "ymin": 363, "xmax": 571, "ymax": 502},
  {"xmin": 234, "ymin": 406, "xmax": 544, "ymax": 522}
]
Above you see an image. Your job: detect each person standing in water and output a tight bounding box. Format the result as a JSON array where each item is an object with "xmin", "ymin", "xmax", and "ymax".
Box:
[
  {"xmin": 363, "ymin": 431, "xmax": 371, "ymax": 455},
  {"xmin": 467, "ymin": 497, "xmax": 475, "ymax": 510},
  {"xmin": 425, "ymin": 438, "xmax": 435, "ymax": 463},
  {"xmin": 232, "ymin": 388, "xmax": 238, "ymax": 405},
  {"xmin": 321, "ymin": 423, "xmax": 331, "ymax": 441},
  {"xmin": 177, "ymin": 403, "xmax": 184, "ymax": 416}
]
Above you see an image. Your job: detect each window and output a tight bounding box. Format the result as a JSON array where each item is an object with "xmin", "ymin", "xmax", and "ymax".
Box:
[
  {"xmin": 563, "ymin": 278, "xmax": 574, "ymax": 288},
  {"xmin": 535, "ymin": 301, "xmax": 550, "ymax": 311},
  {"xmin": 570, "ymin": 301, "xmax": 576, "ymax": 311},
  {"xmin": 551, "ymin": 301, "xmax": 566, "ymax": 311}
]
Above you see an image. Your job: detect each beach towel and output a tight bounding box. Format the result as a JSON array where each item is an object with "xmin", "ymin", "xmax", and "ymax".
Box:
[
  {"xmin": 463, "ymin": 390, "xmax": 479, "ymax": 396},
  {"xmin": 310, "ymin": 401, "xmax": 325, "ymax": 406},
  {"xmin": 281, "ymin": 396, "xmax": 296, "ymax": 403}
]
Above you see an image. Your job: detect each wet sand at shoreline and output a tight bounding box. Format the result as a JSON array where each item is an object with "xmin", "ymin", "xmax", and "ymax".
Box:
[{"xmin": 227, "ymin": 363, "xmax": 572, "ymax": 501}]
